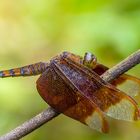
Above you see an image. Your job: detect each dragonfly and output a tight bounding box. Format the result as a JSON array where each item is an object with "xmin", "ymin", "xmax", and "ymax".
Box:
[{"xmin": 0, "ymin": 51, "xmax": 140, "ymax": 133}]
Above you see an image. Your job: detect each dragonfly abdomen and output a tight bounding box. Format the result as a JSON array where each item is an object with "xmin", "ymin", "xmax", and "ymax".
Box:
[{"xmin": 0, "ymin": 62, "xmax": 48, "ymax": 78}]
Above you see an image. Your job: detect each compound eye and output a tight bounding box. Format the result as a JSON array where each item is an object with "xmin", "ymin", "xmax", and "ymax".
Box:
[{"xmin": 83, "ymin": 52, "xmax": 97, "ymax": 68}]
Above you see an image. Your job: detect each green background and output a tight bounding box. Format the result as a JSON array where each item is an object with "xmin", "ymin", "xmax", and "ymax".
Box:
[{"xmin": 0, "ymin": 0, "xmax": 140, "ymax": 140}]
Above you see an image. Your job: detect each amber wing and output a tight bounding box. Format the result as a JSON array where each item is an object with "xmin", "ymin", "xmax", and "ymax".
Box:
[
  {"xmin": 37, "ymin": 65, "xmax": 109, "ymax": 133},
  {"xmin": 61, "ymin": 52, "xmax": 140, "ymax": 97},
  {"xmin": 36, "ymin": 57, "xmax": 139, "ymax": 133},
  {"xmin": 93, "ymin": 64, "xmax": 140, "ymax": 97},
  {"xmin": 60, "ymin": 57, "xmax": 139, "ymax": 120}
]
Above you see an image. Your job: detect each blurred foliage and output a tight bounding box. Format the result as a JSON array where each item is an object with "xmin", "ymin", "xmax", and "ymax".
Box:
[{"xmin": 0, "ymin": 0, "xmax": 140, "ymax": 140}]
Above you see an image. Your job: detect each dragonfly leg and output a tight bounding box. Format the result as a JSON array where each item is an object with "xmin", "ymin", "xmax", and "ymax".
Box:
[
  {"xmin": 0, "ymin": 62, "xmax": 49, "ymax": 78},
  {"xmin": 83, "ymin": 52, "xmax": 97, "ymax": 68}
]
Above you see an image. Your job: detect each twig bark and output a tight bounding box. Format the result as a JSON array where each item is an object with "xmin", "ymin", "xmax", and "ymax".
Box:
[
  {"xmin": 101, "ymin": 49, "xmax": 140, "ymax": 82},
  {"xmin": 0, "ymin": 108, "xmax": 59, "ymax": 140},
  {"xmin": 0, "ymin": 49, "xmax": 140, "ymax": 140}
]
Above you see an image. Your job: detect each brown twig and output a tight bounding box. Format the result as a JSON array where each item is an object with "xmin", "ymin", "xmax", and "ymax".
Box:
[
  {"xmin": 0, "ymin": 49, "xmax": 140, "ymax": 140},
  {"xmin": 0, "ymin": 107, "xmax": 59, "ymax": 140},
  {"xmin": 101, "ymin": 49, "xmax": 140, "ymax": 82}
]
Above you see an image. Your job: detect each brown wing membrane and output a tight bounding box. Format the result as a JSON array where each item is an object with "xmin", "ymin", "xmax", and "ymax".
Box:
[
  {"xmin": 64, "ymin": 96, "xmax": 109, "ymax": 133},
  {"xmin": 36, "ymin": 65, "xmax": 109, "ymax": 133},
  {"xmin": 93, "ymin": 64, "xmax": 140, "ymax": 97},
  {"xmin": 61, "ymin": 52, "xmax": 140, "ymax": 97},
  {"xmin": 60, "ymin": 57, "xmax": 139, "ymax": 121}
]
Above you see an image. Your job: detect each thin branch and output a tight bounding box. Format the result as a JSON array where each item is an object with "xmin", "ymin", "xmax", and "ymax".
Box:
[
  {"xmin": 101, "ymin": 49, "xmax": 140, "ymax": 82},
  {"xmin": 0, "ymin": 107, "xmax": 59, "ymax": 140},
  {"xmin": 0, "ymin": 49, "xmax": 140, "ymax": 140}
]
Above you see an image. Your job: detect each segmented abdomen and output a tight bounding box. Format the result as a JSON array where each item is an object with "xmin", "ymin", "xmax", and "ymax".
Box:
[{"xmin": 0, "ymin": 62, "xmax": 48, "ymax": 78}]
